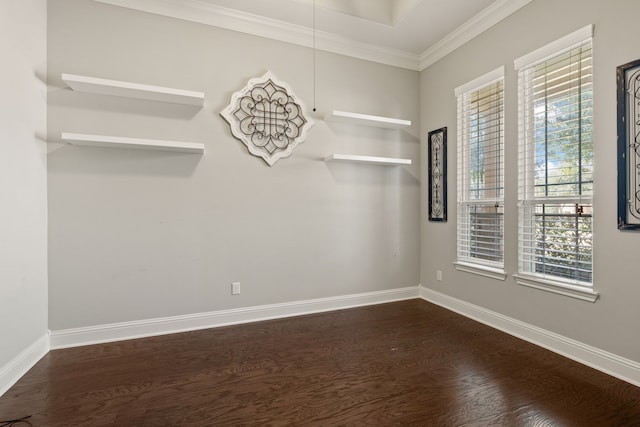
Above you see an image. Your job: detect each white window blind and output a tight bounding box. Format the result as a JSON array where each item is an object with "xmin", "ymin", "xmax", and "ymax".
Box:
[
  {"xmin": 456, "ymin": 68, "xmax": 505, "ymax": 268},
  {"xmin": 516, "ymin": 26, "xmax": 593, "ymax": 286}
]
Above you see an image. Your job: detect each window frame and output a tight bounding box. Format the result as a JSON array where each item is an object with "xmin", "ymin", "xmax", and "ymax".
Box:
[
  {"xmin": 513, "ymin": 25, "xmax": 599, "ymax": 302},
  {"xmin": 454, "ymin": 66, "xmax": 507, "ymax": 280}
]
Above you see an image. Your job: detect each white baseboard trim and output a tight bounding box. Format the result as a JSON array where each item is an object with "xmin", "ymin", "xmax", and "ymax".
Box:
[
  {"xmin": 0, "ymin": 334, "xmax": 50, "ymax": 397},
  {"xmin": 50, "ymin": 286, "xmax": 420, "ymax": 349},
  {"xmin": 419, "ymin": 286, "xmax": 640, "ymax": 388}
]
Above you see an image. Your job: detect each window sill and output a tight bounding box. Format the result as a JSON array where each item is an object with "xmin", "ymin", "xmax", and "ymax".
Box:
[
  {"xmin": 513, "ymin": 274, "xmax": 599, "ymax": 303},
  {"xmin": 453, "ymin": 262, "xmax": 507, "ymax": 281}
]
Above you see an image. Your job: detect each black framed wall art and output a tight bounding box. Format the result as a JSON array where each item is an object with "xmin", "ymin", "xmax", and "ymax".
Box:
[
  {"xmin": 617, "ymin": 59, "xmax": 640, "ymax": 230},
  {"xmin": 428, "ymin": 127, "xmax": 447, "ymax": 222}
]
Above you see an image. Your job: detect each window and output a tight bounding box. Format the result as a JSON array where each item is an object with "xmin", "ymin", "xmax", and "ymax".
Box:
[
  {"xmin": 515, "ymin": 25, "xmax": 597, "ymax": 300},
  {"xmin": 455, "ymin": 67, "xmax": 505, "ymax": 278}
]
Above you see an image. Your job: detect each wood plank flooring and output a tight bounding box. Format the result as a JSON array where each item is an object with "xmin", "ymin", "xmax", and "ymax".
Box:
[{"xmin": 1, "ymin": 299, "xmax": 640, "ymax": 426}]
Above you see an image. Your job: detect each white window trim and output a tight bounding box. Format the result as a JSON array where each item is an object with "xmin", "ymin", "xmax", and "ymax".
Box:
[
  {"xmin": 455, "ymin": 66, "xmax": 505, "ymax": 96},
  {"xmin": 514, "ymin": 24, "xmax": 597, "ymax": 298},
  {"xmin": 455, "ymin": 66, "xmax": 506, "ymax": 275},
  {"xmin": 513, "ymin": 274, "xmax": 599, "ymax": 303},
  {"xmin": 513, "ymin": 24, "xmax": 593, "ymax": 70},
  {"xmin": 454, "ymin": 261, "xmax": 507, "ymax": 281}
]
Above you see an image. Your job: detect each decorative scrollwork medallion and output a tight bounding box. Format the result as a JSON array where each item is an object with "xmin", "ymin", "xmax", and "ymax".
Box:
[
  {"xmin": 617, "ymin": 59, "xmax": 640, "ymax": 229},
  {"xmin": 221, "ymin": 71, "xmax": 314, "ymax": 166},
  {"xmin": 428, "ymin": 127, "xmax": 447, "ymax": 222}
]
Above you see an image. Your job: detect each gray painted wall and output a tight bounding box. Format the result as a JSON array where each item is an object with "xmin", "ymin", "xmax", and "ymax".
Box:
[
  {"xmin": 0, "ymin": 0, "xmax": 48, "ymax": 369},
  {"xmin": 421, "ymin": 0, "xmax": 640, "ymax": 363},
  {"xmin": 4, "ymin": 0, "xmax": 639, "ymax": 392},
  {"xmin": 47, "ymin": 0, "xmax": 420, "ymax": 330}
]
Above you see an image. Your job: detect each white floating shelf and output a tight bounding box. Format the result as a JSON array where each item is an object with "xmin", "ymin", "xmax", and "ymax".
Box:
[
  {"xmin": 325, "ymin": 154, "xmax": 411, "ymax": 166},
  {"xmin": 325, "ymin": 110, "xmax": 411, "ymax": 129},
  {"xmin": 61, "ymin": 133, "xmax": 205, "ymax": 154},
  {"xmin": 62, "ymin": 73, "xmax": 205, "ymax": 107}
]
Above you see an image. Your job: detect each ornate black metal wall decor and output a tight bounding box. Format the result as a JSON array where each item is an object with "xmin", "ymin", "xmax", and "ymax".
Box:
[
  {"xmin": 221, "ymin": 71, "xmax": 314, "ymax": 166},
  {"xmin": 617, "ymin": 59, "xmax": 640, "ymax": 230},
  {"xmin": 428, "ymin": 127, "xmax": 447, "ymax": 221}
]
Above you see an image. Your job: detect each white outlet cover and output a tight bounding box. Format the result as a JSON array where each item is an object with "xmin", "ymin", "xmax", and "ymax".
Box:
[{"xmin": 231, "ymin": 282, "xmax": 241, "ymax": 295}]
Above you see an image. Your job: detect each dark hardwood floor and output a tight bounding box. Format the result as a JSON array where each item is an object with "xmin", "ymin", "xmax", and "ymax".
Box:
[{"xmin": 1, "ymin": 299, "xmax": 640, "ymax": 426}]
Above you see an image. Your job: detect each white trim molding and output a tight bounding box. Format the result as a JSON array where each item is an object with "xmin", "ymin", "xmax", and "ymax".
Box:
[
  {"xmin": 10, "ymin": 286, "xmax": 639, "ymax": 397},
  {"xmin": 454, "ymin": 66, "xmax": 505, "ymax": 97},
  {"xmin": 91, "ymin": 0, "xmax": 420, "ymax": 70},
  {"xmin": 453, "ymin": 261, "xmax": 507, "ymax": 281},
  {"xmin": 514, "ymin": 24, "xmax": 593, "ymax": 70},
  {"xmin": 419, "ymin": 286, "xmax": 640, "ymax": 388},
  {"xmin": 0, "ymin": 334, "xmax": 50, "ymax": 397},
  {"xmin": 92, "ymin": 0, "xmax": 532, "ymax": 71},
  {"xmin": 420, "ymin": 0, "xmax": 533, "ymax": 69},
  {"xmin": 513, "ymin": 274, "xmax": 599, "ymax": 303},
  {"xmin": 50, "ymin": 286, "xmax": 419, "ymax": 349}
]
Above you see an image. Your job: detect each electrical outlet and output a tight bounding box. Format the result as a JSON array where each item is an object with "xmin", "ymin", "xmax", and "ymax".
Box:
[
  {"xmin": 231, "ymin": 282, "xmax": 241, "ymax": 295},
  {"xmin": 436, "ymin": 270, "xmax": 443, "ymax": 281}
]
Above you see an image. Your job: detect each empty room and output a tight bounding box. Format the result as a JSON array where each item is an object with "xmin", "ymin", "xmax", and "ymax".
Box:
[{"xmin": 2, "ymin": 0, "xmax": 640, "ymax": 425}]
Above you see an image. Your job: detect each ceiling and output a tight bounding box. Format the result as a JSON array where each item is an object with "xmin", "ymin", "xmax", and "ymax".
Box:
[
  {"xmin": 200, "ymin": 0, "xmax": 493, "ymax": 54},
  {"xmin": 93, "ymin": 0, "xmax": 532, "ymax": 70}
]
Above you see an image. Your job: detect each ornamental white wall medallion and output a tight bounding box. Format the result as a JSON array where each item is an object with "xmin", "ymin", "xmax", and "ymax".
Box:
[{"xmin": 221, "ymin": 71, "xmax": 314, "ymax": 166}]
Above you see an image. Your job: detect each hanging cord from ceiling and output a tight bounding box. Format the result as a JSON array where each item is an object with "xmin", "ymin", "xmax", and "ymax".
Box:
[{"xmin": 312, "ymin": 0, "xmax": 317, "ymax": 112}]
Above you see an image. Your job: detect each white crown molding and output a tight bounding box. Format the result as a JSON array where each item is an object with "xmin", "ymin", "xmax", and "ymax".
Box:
[
  {"xmin": 92, "ymin": 0, "xmax": 421, "ymax": 70},
  {"xmin": 419, "ymin": 286, "xmax": 640, "ymax": 388},
  {"xmin": 419, "ymin": 0, "xmax": 533, "ymax": 70},
  {"xmin": 50, "ymin": 286, "xmax": 420, "ymax": 349},
  {"xmin": 92, "ymin": 0, "xmax": 532, "ymax": 71},
  {"xmin": 0, "ymin": 334, "xmax": 50, "ymax": 397}
]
